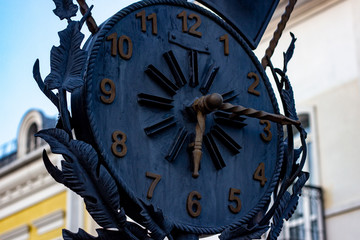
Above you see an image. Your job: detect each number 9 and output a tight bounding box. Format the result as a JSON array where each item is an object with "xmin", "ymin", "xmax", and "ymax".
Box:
[{"xmin": 100, "ymin": 78, "xmax": 116, "ymax": 104}]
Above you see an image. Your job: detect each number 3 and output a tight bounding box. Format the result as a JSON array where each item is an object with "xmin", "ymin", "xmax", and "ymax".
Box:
[{"xmin": 260, "ymin": 120, "xmax": 272, "ymax": 142}]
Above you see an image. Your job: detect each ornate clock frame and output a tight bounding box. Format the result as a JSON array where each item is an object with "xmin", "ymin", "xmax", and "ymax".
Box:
[{"xmin": 33, "ymin": 0, "xmax": 308, "ymax": 239}]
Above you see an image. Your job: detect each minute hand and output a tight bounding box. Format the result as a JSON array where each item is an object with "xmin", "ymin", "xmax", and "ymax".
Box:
[{"xmin": 219, "ymin": 102, "xmax": 301, "ymax": 126}]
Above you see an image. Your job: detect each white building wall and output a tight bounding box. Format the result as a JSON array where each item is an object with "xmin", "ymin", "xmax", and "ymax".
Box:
[
  {"xmin": 326, "ymin": 208, "xmax": 360, "ymax": 239},
  {"xmin": 257, "ymin": 0, "xmax": 358, "ymax": 103}
]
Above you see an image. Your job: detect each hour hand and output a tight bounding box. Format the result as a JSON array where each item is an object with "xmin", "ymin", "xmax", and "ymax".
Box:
[{"xmin": 191, "ymin": 93, "xmax": 224, "ymax": 178}]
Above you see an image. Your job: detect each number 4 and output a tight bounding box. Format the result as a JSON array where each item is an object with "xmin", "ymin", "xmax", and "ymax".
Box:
[{"xmin": 253, "ymin": 162, "xmax": 267, "ymax": 187}]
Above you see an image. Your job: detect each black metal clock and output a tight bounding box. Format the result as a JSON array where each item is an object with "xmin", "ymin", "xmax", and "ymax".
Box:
[
  {"xmin": 73, "ymin": 0, "xmax": 283, "ymax": 233},
  {"xmin": 34, "ymin": 0, "xmax": 309, "ymax": 239}
]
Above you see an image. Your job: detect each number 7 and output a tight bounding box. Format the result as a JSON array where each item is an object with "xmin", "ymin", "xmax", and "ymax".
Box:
[{"xmin": 146, "ymin": 172, "xmax": 161, "ymax": 199}]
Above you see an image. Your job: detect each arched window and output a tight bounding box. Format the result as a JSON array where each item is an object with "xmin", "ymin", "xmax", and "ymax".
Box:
[{"xmin": 26, "ymin": 124, "xmax": 38, "ymax": 153}]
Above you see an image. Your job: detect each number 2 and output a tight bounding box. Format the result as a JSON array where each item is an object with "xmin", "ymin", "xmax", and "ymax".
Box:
[{"xmin": 247, "ymin": 72, "xmax": 260, "ymax": 96}]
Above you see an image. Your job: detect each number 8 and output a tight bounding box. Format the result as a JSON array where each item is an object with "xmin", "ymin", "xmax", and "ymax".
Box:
[{"xmin": 111, "ymin": 131, "xmax": 127, "ymax": 158}]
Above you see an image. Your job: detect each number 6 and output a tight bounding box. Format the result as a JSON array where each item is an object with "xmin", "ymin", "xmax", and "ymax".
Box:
[{"xmin": 187, "ymin": 191, "xmax": 202, "ymax": 218}]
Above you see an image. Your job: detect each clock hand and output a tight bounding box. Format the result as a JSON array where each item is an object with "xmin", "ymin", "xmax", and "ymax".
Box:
[
  {"xmin": 191, "ymin": 93, "xmax": 300, "ymax": 178},
  {"xmin": 219, "ymin": 102, "xmax": 301, "ymax": 126},
  {"xmin": 192, "ymin": 93, "xmax": 224, "ymax": 178}
]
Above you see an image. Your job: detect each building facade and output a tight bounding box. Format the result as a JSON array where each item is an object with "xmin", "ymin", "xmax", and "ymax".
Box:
[{"xmin": 0, "ymin": 110, "xmax": 92, "ymax": 240}]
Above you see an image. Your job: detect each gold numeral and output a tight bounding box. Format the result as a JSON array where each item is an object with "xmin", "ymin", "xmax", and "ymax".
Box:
[
  {"xmin": 106, "ymin": 33, "xmax": 133, "ymax": 60},
  {"xmin": 220, "ymin": 34, "xmax": 229, "ymax": 56},
  {"xmin": 118, "ymin": 35, "xmax": 133, "ymax": 60},
  {"xmin": 260, "ymin": 120, "xmax": 272, "ymax": 142},
  {"xmin": 100, "ymin": 78, "xmax": 116, "ymax": 104},
  {"xmin": 106, "ymin": 33, "xmax": 117, "ymax": 56},
  {"xmin": 187, "ymin": 191, "xmax": 202, "ymax": 218},
  {"xmin": 177, "ymin": 10, "xmax": 188, "ymax": 32},
  {"xmin": 253, "ymin": 163, "xmax": 267, "ymax": 187},
  {"xmin": 188, "ymin": 13, "xmax": 202, "ymax": 37},
  {"xmin": 228, "ymin": 188, "xmax": 242, "ymax": 213},
  {"xmin": 147, "ymin": 13, "xmax": 158, "ymax": 35},
  {"xmin": 177, "ymin": 11, "xmax": 202, "ymax": 37},
  {"xmin": 146, "ymin": 172, "xmax": 161, "ymax": 199},
  {"xmin": 111, "ymin": 131, "xmax": 127, "ymax": 158},
  {"xmin": 136, "ymin": 10, "xmax": 158, "ymax": 35},
  {"xmin": 248, "ymin": 72, "xmax": 260, "ymax": 96}
]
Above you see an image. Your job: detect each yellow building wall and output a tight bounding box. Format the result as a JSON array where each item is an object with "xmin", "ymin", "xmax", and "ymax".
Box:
[{"xmin": 0, "ymin": 191, "xmax": 66, "ymax": 240}]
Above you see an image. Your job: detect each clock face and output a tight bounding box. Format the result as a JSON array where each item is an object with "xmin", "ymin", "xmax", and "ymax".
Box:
[{"xmin": 76, "ymin": 1, "xmax": 283, "ymax": 233}]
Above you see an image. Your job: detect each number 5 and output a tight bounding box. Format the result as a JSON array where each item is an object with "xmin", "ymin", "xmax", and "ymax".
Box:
[{"xmin": 228, "ymin": 188, "xmax": 241, "ymax": 213}]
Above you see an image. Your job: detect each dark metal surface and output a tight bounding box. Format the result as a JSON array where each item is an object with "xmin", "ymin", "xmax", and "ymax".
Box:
[
  {"xmin": 197, "ymin": 0, "xmax": 280, "ymax": 49},
  {"xmin": 33, "ymin": 0, "xmax": 308, "ymax": 239}
]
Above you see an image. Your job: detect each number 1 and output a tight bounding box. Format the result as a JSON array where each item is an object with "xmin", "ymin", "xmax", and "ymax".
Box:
[
  {"xmin": 136, "ymin": 10, "xmax": 158, "ymax": 35},
  {"xmin": 220, "ymin": 34, "xmax": 229, "ymax": 56}
]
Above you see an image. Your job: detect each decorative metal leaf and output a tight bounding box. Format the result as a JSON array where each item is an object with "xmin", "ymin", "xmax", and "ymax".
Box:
[
  {"xmin": 294, "ymin": 147, "xmax": 303, "ymax": 162},
  {"xmin": 63, "ymin": 228, "xmax": 97, "ymax": 240},
  {"xmin": 220, "ymin": 224, "xmax": 269, "ymax": 240},
  {"xmin": 44, "ymin": 21, "xmax": 87, "ymax": 92},
  {"xmin": 53, "ymin": 0, "xmax": 78, "ymax": 20},
  {"xmin": 268, "ymin": 172, "xmax": 309, "ymax": 239},
  {"xmin": 36, "ymin": 128, "xmax": 125, "ymax": 229},
  {"xmin": 63, "ymin": 228, "xmax": 140, "ymax": 240},
  {"xmin": 281, "ymin": 140, "xmax": 303, "ymax": 179},
  {"xmin": 42, "ymin": 150, "xmax": 65, "ymax": 184},
  {"xmin": 283, "ymin": 32, "xmax": 297, "ymax": 74},
  {"xmin": 63, "ymin": 225, "xmax": 149, "ymax": 240},
  {"xmin": 284, "ymin": 172, "xmax": 310, "ymax": 217},
  {"xmin": 35, "ymin": 128, "xmax": 74, "ymax": 159},
  {"xmin": 140, "ymin": 200, "xmax": 173, "ymax": 240},
  {"xmin": 33, "ymin": 59, "xmax": 60, "ymax": 110},
  {"xmin": 268, "ymin": 191, "xmax": 291, "ymax": 240},
  {"xmin": 281, "ymin": 81, "xmax": 298, "ymax": 121},
  {"xmin": 125, "ymin": 222, "xmax": 152, "ymax": 240}
]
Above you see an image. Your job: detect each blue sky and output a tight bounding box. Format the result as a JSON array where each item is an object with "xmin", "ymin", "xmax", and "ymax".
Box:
[{"xmin": 0, "ymin": 0, "xmax": 138, "ymax": 146}]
